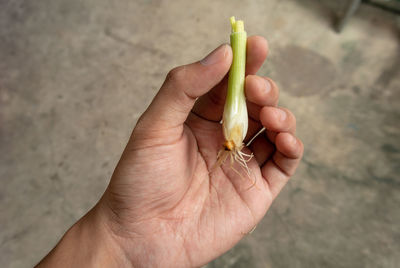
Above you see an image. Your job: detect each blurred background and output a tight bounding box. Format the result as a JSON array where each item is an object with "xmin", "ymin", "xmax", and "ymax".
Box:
[{"xmin": 1, "ymin": 0, "xmax": 399, "ymax": 267}]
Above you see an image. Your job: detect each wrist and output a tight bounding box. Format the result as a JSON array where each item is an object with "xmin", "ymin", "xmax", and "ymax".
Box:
[{"xmin": 36, "ymin": 203, "xmax": 131, "ymax": 268}]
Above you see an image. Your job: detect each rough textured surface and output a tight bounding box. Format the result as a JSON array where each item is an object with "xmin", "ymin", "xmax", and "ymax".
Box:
[{"xmin": 1, "ymin": 0, "xmax": 399, "ymax": 267}]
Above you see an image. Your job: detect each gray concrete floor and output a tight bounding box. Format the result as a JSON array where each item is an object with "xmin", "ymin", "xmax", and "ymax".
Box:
[{"xmin": 1, "ymin": 0, "xmax": 399, "ymax": 267}]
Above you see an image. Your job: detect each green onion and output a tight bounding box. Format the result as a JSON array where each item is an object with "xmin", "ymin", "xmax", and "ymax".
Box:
[
  {"xmin": 222, "ymin": 16, "xmax": 248, "ymax": 151},
  {"xmin": 215, "ymin": 17, "xmax": 253, "ymax": 176}
]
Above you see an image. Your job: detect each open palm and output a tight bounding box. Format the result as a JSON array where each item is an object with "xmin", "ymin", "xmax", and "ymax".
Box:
[{"xmin": 101, "ymin": 36, "xmax": 303, "ymax": 267}]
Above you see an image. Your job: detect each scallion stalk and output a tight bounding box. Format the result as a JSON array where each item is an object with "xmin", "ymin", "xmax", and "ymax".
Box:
[
  {"xmin": 222, "ymin": 16, "xmax": 248, "ymax": 150},
  {"xmin": 215, "ymin": 17, "xmax": 253, "ymax": 176}
]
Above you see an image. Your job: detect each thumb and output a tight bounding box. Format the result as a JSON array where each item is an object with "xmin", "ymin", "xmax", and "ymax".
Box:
[{"xmin": 139, "ymin": 44, "xmax": 232, "ymax": 131}]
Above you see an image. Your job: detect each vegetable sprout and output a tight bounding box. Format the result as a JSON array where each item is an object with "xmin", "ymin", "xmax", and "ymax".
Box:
[{"xmin": 215, "ymin": 17, "xmax": 254, "ymax": 181}]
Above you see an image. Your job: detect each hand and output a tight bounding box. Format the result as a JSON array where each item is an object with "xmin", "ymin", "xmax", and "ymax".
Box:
[
  {"xmin": 37, "ymin": 36, "xmax": 303, "ymax": 268},
  {"xmin": 101, "ymin": 36, "xmax": 303, "ymax": 267}
]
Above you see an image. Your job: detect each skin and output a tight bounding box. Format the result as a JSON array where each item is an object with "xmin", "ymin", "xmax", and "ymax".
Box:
[{"xmin": 37, "ymin": 36, "xmax": 303, "ymax": 268}]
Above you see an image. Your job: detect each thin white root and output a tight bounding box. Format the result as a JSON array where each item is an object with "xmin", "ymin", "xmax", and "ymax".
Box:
[
  {"xmin": 214, "ymin": 144, "xmax": 258, "ymax": 190},
  {"xmin": 248, "ymin": 225, "xmax": 257, "ymax": 234},
  {"xmin": 229, "ymin": 160, "xmax": 247, "ymax": 181},
  {"xmin": 238, "ymin": 150, "xmax": 253, "ymax": 162},
  {"xmin": 212, "ymin": 149, "xmax": 229, "ymax": 171},
  {"xmin": 246, "ymin": 127, "xmax": 266, "ymax": 147},
  {"xmin": 240, "ymin": 224, "xmax": 258, "ymax": 235}
]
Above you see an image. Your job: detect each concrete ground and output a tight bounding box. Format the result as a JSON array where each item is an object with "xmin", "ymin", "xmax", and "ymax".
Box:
[{"xmin": 1, "ymin": 0, "xmax": 399, "ymax": 267}]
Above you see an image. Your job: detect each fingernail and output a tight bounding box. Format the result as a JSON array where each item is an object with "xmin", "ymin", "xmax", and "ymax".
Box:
[
  {"xmin": 276, "ymin": 109, "xmax": 287, "ymax": 121},
  {"xmin": 263, "ymin": 78, "xmax": 271, "ymax": 94},
  {"xmin": 200, "ymin": 44, "xmax": 228, "ymax": 66}
]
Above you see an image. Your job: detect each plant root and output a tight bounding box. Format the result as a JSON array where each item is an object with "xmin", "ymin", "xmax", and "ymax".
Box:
[{"xmin": 213, "ymin": 144, "xmax": 258, "ymax": 190}]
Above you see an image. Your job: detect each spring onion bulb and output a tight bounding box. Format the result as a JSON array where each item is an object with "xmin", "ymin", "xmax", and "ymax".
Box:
[{"xmin": 215, "ymin": 17, "xmax": 253, "ymax": 176}]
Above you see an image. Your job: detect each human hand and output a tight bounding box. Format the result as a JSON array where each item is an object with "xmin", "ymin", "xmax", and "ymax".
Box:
[
  {"xmin": 99, "ymin": 36, "xmax": 303, "ymax": 267},
  {"xmin": 37, "ymin": 36, "xmax": 303, "ymax": 268}
]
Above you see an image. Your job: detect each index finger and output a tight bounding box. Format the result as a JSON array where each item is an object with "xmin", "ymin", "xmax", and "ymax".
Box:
[{"xmin": 245, "ymin": 36, "xmax": 269, "ymax": 75}]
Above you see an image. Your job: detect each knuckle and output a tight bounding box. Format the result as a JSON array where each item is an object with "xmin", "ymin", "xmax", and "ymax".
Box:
[{"xmin": 166, "ymin": 66, "xmax": 187, "ymax": 87}]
